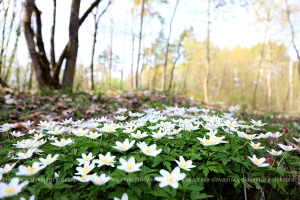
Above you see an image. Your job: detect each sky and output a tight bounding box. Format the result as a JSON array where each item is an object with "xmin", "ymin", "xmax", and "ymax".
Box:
[{"xmin": 2, "ymin": 0, "xmax": 300, "ymax": 79}]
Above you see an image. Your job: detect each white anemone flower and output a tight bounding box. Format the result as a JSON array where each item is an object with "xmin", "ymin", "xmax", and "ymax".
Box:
[
  {"xmin": 175, "ymin": 156, "xmax": 196, "ymax": 171},
  {"xmin": 76, "ymin": 153, "xmax": 95, "ymax": 165},
  {"xmin": 250, "ymin": 119, "xmax": 267, "ymax": 127},
  {"xmin": 51, "ymin": 138, "xmax": 74, "ymax": 147},
  {"xmin": 114, "ymin": 193, "xmax": 128, "ymax": 200},
  {"xmin": 16, "ymin": 162, "xmax": 45, "ymax": 176},
  {"xmin": 12, "ymin": 149, "xmax": 35, "ymax": 160},
  {"xmin": 75, "ymin": 162, "xmax": 95, "ymax": 176},
  {"xmin": 151, "ymin": 130, "xmax": 166, "ymax": 139},
  {"xmin": 131, "ymin": 130, "xmax": 148, "ymax": 139},
  {"xmin": 270, "ymin": 132, "xmax": 283, "ymax": 138},
  {"xmin": 293, "ymin": 137, "xmax": 300, "ymax": 143},
  {"xmin": 85, "ymin": 132, "xmax": 102, "ymax": 139},
  {"xmin": 13, "ymin": 139, "xmax": 37, "ymax": 148},
  {"xmin": 114, "ymin": 115, "xmax": 128, "ymax": 121},
  {"xmin": 117, "ymin": 157, "xmax": 143, "ymax": 173},
  {"xmin": 247, "ymin": 155, "xmax": 270, "ymax": 167},
  {"xmin": 73, "ymin": 174, "xmax": 94, "ymax": 182},
  {"xmin": 154, "ymin": 167, "xmax": 186, "ymax": 189},
  {"xmin": 11, "ymin": 131, "xmax": 25, "ymax": 137},
  {"xmin": 278, "ymin": 144, "xmax": 297, "ymax": 151},
  {"xmin": 48, "ymin": 136, "xmax": 58, "ymax": 141},
  {"xmin": 0, "ymin": 163, "xmax": 16, "ymax": 174},
  {"xmin": 93, "ymin": 152, "xmax": 116, "ymax": 167},
  {"xmin": 71, "ymin": 128, "xmax": 89, "ymax": 136},
  {"xmin": 97, "ymin": 124, "xmax": 116, "ymax": 132},
  {"xmin": 48, "ymin": 127, "xmax": 66, "ymax": 135},
  {"xmin": 0, "ymin": 177, "xmax": 29, "ymax": 198},
  {"xmin": 267, "ymin": 149, "xmax": 283, "ymax": 156},
  {"xmin": 39, "ymin": 154, "xmax": 59, "ymax": 166},
  {"xmin": 90, "ymin": 174, "xmax": 112, "ymax": 185},
  {"xmin": 139, "ymin": 143, "xmax": 162, "ymax": 157},
  {"xmin": 249, "ymin": 141, "xmax": 264, "ymax": 149},
  {"xmin": 112, "ymin": 139, "xmax": 135, "ymax": 152}
]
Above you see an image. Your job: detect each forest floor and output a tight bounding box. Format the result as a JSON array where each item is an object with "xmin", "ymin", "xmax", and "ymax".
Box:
[{"xmin": 0, "ymin": 87, "xmax": 299, "ymax": 146}]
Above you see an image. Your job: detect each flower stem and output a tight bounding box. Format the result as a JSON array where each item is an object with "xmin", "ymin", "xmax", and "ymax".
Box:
[
  {"xmin": 277, "ymin": 152, "xmax": 288, "ymax": 170},
  {"xmin": 232, "ymin": 141, "xmax": 248, "ymax": 157}
]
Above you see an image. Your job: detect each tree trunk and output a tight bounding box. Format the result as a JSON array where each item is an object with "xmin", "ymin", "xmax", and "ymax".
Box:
[
  {"xmin": 203, "ymin": 0, "xmax": 210, "ymax": 103},
  {"xmin": 0, "ymin": 0, "xmax": 10, "ymax": 78},
  {"xmin": 62, "ymin": 0, "xmax": 81, "ymax": 89},
  {"xmin": 108, "ymin": 17, "xmax": 113, "ymax": 90},
  {"xmin": 135, "ymin": 0, "xmax": 145, "ymax": 90},
  {"xmin": 23, "ymin": 0, "xmax": 51, "ymax": 88},
  {"xmin": 146, "ymin": 4, "xmax": 152, "ymax": 90},
  {"xmin": 50, "ymin": 0, "xmax": 56, "ymax": 69},
  {"xmin": 266, "ymin": 40, "xmax": 272, "ymax": 110}
]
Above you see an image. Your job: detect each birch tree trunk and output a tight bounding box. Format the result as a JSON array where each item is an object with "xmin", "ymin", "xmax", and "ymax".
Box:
[{"xmin": 203, "ymin": 0, "xmax": 210, "ymax": 103}]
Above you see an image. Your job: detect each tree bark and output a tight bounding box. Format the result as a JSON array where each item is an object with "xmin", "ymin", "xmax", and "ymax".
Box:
[
  {"xmin": 266, "ymin": 40, "xmax": 272, "ymax": 110},
  {"xmin": 108, "ymin": 17, "xmax": 113, "ymax": 90},
  {"xmin": 203, "ymin": 0, "xmax": 210, "ymax": 103},
  {"xmin": 62, "ymin": 0, "xmax": 81, "ymax": 89},
  {"xmin": 135, "ymin": 0, "xmax": 145, "ymax": 89},
  {"xmin": 23, "ymin": 0, "xmax": 51, "ymax": 88},
  {"xmin": 130, "ymin": 27, "xmax": 134, "ymax": 89},
  {"xmin": 146, "ymin": 4, "xmax": 152, "ymax": 89},
  {"xmin": 50, "ymin": 0, "xmax": 56, "ymax": 69},
  {"xmin": 162, "ymin": 0, "xmax": 179, "ymax": 92},
  {"xmin": 0, "ymin": 0, "xmax": 10, "ymax": 77}
]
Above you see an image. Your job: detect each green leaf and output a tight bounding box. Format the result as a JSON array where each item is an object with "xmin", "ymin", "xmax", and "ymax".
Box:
[
  {"xmin": 151, "ymin": 188, "xmax": 171, "ymax": 198},
  {"xmin": 163, "ymin": 161, "xmax": 171, "ymax": 171},
  {"xmin": 53, "ymin": 182, "xmax": 73, "ymax": 191},
  {"xmin": 152, "ymin": 156, "xmax": 163, "ymax": 167},
  {"xmin": 63, "ymin": 162, "xmax": 73, "ymax": 171}
]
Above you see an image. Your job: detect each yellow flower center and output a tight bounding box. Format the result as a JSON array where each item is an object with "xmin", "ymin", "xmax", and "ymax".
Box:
[
  {"xmin": 108, "ymin": 161, "xmax": 112, "ymax": 165},
  {"xmin": 126, "ymin": 163, "xmax": 134, "ymax": 171},
  {"xmin": 91, "ymin": 134, "xmax": 97, "ymax": 138},
  {"xmin": 145, "ymin": 147, "xmax": 153, "ymax": 154},
  {"xmin": 186, "ymin": 128, "xmax": 190, "ymax": 131},
  {"xmin": 245, "ymin": 134, "xmax": 252, "ymax": 138},
  {"xmin": 155, "ymin": 133, "xmax": 161, "ymax": 137},
  {"xmin": 83, "ymin": 157, "xmax": 89, "ymax": 162},
  {"xmin": 82, "ymin": 167, "xmax": 89, "ymax": 174},
  {"xmin": 27, "ymin": 167, "xmax": 37, "ymax": 173},
  {"xmin": 58, "ymin": 141, "xmax": 65, "ymax": 145},
  {"xmin": 29, "ymin": 130, "xmax": 34, "ymax": 133},
  {"xmin": 5, "ymin": 186, "xmax": 15, "ymax": 194},
  {"xmin": 253, "ymin": 144, "xmax": 259, "ymax": 148},
  {"xmin": 272, "ymin": 151, "xmax": 278, "ymax": 153},
  {"xmin": 257, "ymin": 121, "xmax": 261, "ymax": 125},
  {"xmin": 275, "ymin": 133, "xmax": 278, "ymax": 136},
  {"xmin": 46, "ymin": 158, "xmax": 52, "ymax": 163},
  {"xmin": 81, "ymin": 175, "xmax": 89, "ymax": 179},
  {"xmin": 174, "ymin": 130, "xmax": 179, "ymax": 132},
  {"xmin": 121, "ymin": 144, "xmax": 127, "ymax": 149},
  {"xmin": 42, "ymin": 123, "xmax": 47, "ymax": 126},
  {"xmin": 204, "ymin": 139, "xmax": 212, "ymax": 144},
  {"xmin": 96, "ymin": 178, "xmax": 104, "ymax": 182},
  {"xmin": 228, "ymin": 123, "xmax": 233, "ymax": 127},
  {"xmin": 288, "ymin": 146, "xmax": 291, "ymax": 149},
  {"xmin": 181, "ymin": 162, "xmax": 188, "ymax": 168},
  {"xmin": 166, "ymin": 174, "xmax": 175, "ymax": 183},
  {"xmin": 107, "ymin": 126, "xmax": 114, "ymax": 131},
  {"xmin": 25, "ymin": 141, "xmax": 31, "ymax": 145},
  {"xmin": 212, "ymin": 136, "xmax": 220, "ymax": 140},
  {"xmin": 136, "ymin": 133, "xmax": 142, "ymax": 136},
  {"xmin": 254, "ymin": 159, "xmax": 261, "ymax": 164},
  {"xmin": 101, "ymin": 158, "xmax": 108, "ymax": 163},
  {"xmin": 55, "ymin": 130, "xmax": 59, "ymax": 133}
]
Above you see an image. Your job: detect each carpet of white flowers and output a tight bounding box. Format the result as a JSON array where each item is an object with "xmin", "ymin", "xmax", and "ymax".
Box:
[{"xmin": 0, "ymin": 105, "xmax": 300, "ymax": 200}]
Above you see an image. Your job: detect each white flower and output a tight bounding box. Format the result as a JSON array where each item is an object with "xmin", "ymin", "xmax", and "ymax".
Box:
[
  {"xmin": 116, "ymin": 108, "xmax": 128, "ymax": 114},
  {"xmin": 60, "ymin": 118, "xmax": 73, "ymax": 125},
  {"xmin": 267, "ymin": 149, "xmax": 283, "ymax": 156},
  {"xmin": 12, "ymin": 149, "xmax": 35, "ymax": 160},
  {"xmin": 33, "ymin": 133, "xmax": 45, "ymax": 140},
  {"xmin": 97, "ymin": 124, "xmax": 116, "ymax": 132},
  {"xmin": 28, "ymin": 129, "xmax": 36, "ymax": 134},
  {"xmin": 114, "ymin": 115, "xmax": 128, "ymax": 121},
  {"xmin": 73, "ymin": 174, "xmax": 93, "ymax": 182},
  {"xmin": 249, "ymin": 141, "xmax": 264, "ymax": 149},
  {"xmin": 20, "ymin": 195, "xmax": 35, "ymax": 200},
  {"xmin": 112, "ymin": 139, "xmax": 135, "ymax": 152},
  {"xmin": 123, "ymin": 126, "xmax": 137, "ymax": 133},
  {"xmin": 154, "ymin": 167, "xmax": 186, "ymax": 189},
  {"xmin": 71, "ymin": 128, "xmax": 89, "ymax": 136},
  {"xmin": 93, "ymin": 152, "xmax": 116, "ymax": 167},
  {"xmin": 0, "ymin": 163, "xmax": 16, "ymax": 174},
  {"xmin": 11, "ymin": 131, "xmax": 24, "ymax": 137},
  {"xmin": 117, "ymin": 157, "xmax": 143, "ymax": 173},
  {"xmin": 75, "ymin": 162, "xmax": 95, "ymax": 176},
  {"xmin": 250, "ymin": 119, "xmax": 267, "ymax": 127},
  {"xmin": 85, "ymin": 132, "xmax": 102, "ymax": 139},
  {"xmin": 114, "ymin": 193, "xmax": 128, "ymax": 200},
  {"xmin": 54, "ymin": 171, "xmax": 60, "ymax": 178},
  {"xmin": 197, "ymin": 136, "xmax": 228, "ymax": 146},
  {"xmin": 175, "ymin": 156, "xmax": 196, "ymax": 171},
  {"xmin": 39, "ymin": 154, "xmax": 59, "ymax": 166},
  {"xmin": 48, "ymin": 136, "xmax": 58, "ymax": 141},
  {"xmin": 151, "ymin": 130, "xmax": 166, "ymax": 139},
  {"xmin": 228, "ymin": 104, "xmax": 240, "ymax": 112},
  {"xmin": 247, "ymin": 155, "xmax": 270, "ymax": 167},
  {"xmin": 76, "ymin": 153, "xmax": 95, "ymax": 165},
  {"xmin": 131, "ymin": 130, "xmax": 147, "ymax": 139},
  {"xmin": 270, "ymin": 132, "xmax": 283, "ymax": 138},
  {"xmin": 16, "ymin": 162, "xmax": 44, "ymax": 176},
  {"xmin": 48, "ymin": 127, "xmax": 66, "ymax": 135},
  {"xmin": 0, "ymin": 177, "xmax": 29, "ymax": 198},
  {"xmin": 139, "ymin": 143, "xmax": 162, "ymax": 157},
  {"xmin": 293, "ymin": 137, "xmax": 300, "ymax": 143},
  {"xmin": 13, "ymin": 139, "xmax": 37, "ymax": 148},
  {"xmin": 21, "ymin": 121, "xmax": 34, "ymax": 127},
  {"xmin": 51, "ymin": 138, "xmax": 74, "ymax": 147},
  {"xmin": 90, "ymin": 174, "xmax": 111, "ymax": 185},
  {"xmin": 278, "ymin": 144, "xmax": 297, "ymax": 151},
  {"xmin": 260, "ymin": 132, "xmax": 271, "ymax": 138}
]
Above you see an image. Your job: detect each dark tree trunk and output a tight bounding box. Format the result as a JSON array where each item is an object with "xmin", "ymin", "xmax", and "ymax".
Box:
[
  {"xmin": 62, "ymin": 0, "xmax": 81, "ymax": 89},
  {"xmin": 50, "ymin": 0, "xmax": 56, "ymax": 70}
]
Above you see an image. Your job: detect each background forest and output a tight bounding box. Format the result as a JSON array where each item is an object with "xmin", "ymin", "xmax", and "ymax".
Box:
[{"xmin": 0, "ymin": 0, "xmax": 300, "ymax": 111}]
